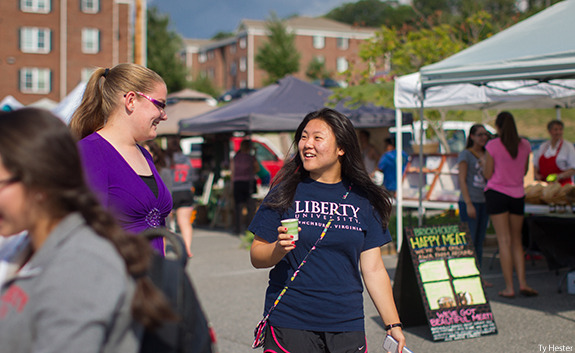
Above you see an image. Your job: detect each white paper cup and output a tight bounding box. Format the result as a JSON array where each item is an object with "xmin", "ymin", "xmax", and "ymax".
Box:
[{"xmin": 281, "ymin": 218, "xmax": 299, "ymax": 241}]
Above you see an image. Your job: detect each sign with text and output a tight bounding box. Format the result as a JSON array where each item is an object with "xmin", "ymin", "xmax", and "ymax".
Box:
[{"xmin": 393, "ymin": 224, "xmax": 497, "ymax": 341}]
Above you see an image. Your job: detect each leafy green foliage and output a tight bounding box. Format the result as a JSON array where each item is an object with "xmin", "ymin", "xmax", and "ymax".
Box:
[
  {"xmin": 360, "ymin": 23, "xmax": 466, "ymax": 77},
  {"xmin": 255, "ymin": 13, "xmax": 301, "ymax": 85},
  {"xmin": 211, "ymin": 31, "xmax": 235, "ymax": 40},
  {"xmin": 329, "ymin": 81, "xmax": 395, "ymax": 108},
  {"xmin": 147, "ymin": 7, "xmax": 189, "ymax": 93},
  {"xmin": 459, "ymin": 11, "xmax": 495, "ymax": 44},
  {"xmin": 305, "ymin": 57, "xmax": 331, "ymax": 81},
  {"xmin": 325, "ymin": 0, "xmax": 417, "ymax": 28},
  {"xmin": 189, "ymin": 73, "xmax": 220, "ymax": 98}
]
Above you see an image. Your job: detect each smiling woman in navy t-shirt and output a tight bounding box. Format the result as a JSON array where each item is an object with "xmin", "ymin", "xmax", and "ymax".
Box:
[{"xmin": 249, "ymin": 108, "xmax": 406, "ymax": 353}]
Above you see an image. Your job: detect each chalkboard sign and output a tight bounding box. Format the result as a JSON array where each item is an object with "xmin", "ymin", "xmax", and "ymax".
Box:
[{"xmin": 393, "ymin": 223, "xmax": 497, "ymax": 341}]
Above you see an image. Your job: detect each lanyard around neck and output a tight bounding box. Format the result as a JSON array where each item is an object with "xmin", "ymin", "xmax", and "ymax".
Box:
[{"xmin": 263, "ymin": 183, "xmax": 352, "ymax": 320}]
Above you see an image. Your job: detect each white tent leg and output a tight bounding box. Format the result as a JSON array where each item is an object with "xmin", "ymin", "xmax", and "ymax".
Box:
[
  {"xmin": 396, "ymin": 108, "xmax": 403, "ymax": 252},
  {"xmin": 418, "ymin": 104, "xmax": 424, "ymax": 226}
]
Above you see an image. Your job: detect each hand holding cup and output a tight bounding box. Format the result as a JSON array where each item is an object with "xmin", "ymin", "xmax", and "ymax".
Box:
[{"xmin": 281, "ymin": 218, "xmax": 299, "ymax": 241}]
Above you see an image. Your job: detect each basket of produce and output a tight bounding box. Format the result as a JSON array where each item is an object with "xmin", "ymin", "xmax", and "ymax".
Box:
[
  {"xmin": 540, "ymin": 183, "xmax": 574, "ymax": 205},
  {"xmin": 524, "ymin": 182, "xmax": 546, "ymax": 204},
  {"xmin": 565, "ymin": 185, "xmax": 575, "ymax": 204}
]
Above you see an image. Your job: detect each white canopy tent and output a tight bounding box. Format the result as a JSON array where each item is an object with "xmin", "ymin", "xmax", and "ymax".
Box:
[
  {"xmin": 0, "ymin": 96, "xmax": 24, "ymax": 111},
  {"xmin": 51, "ymin": 82, "xmax": 87, "ymax": 124},
  {"xmin": 396, "ymin": 73, "xmax": 575, "ymax": 111},
  {"xmin": 392, "ymin": 0, "xmax": 575, "ymax": 249}
]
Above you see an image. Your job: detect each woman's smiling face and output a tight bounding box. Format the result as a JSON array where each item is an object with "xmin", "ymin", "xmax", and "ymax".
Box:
[
  {"xmin": 298, "ymin": 118, "xmax": 344, "ymax": 183},
  {"xmin": 132, "ymin": 83, "xmax": 168, "ymax": 142}
]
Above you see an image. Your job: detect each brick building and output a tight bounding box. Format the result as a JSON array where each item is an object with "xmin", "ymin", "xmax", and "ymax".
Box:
[
  {"xmin": 0, "ymin": 0, "xmax": 134, "ymax": 105},
  {"xmin": 181, "ymin": 17, "xmax": 379, "ymax": 92}
]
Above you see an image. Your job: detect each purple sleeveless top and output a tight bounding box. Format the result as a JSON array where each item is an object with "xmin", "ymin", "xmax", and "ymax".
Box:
[{"xmin": 78, "ymin": 133, "xmax": 173, "ymax": 254}]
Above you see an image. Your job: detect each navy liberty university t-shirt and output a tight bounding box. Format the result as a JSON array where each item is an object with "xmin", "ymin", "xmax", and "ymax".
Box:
[{"xmin": 248, "ymin": 178, "xmax": 391, "ymax": 332}]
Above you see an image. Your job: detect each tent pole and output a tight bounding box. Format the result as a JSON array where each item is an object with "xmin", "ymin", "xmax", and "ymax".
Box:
[
  {"xmin": 418, "ymin": 102, "xmax": 424, "ymax": 226},
  {"xmin": 556, "ymin": 106, "xmax": 561, "ymax": 120},
  {"xmin": 395, "ymin": 108, "xmax": 404, "ymax": 252}
]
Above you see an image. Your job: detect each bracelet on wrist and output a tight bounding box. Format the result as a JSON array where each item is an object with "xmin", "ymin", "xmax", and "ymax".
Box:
[{"xmin": 384, "ymin": 322, "xmax": 403, "ymax": 331}]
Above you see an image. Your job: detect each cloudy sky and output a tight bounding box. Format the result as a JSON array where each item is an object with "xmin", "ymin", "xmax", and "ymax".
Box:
[{"xmin": 148, "ymin": 0, "xmax": 354, "ymax": 39}]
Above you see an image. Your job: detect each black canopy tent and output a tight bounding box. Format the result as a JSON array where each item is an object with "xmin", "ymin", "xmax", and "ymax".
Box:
[
  {"xmin": 178, "ymin": 76, "xmax": 412, "ymax": 135},
  {"xmin": 178, "ymin": 76, "xmax": 412, "ymax": 213}
]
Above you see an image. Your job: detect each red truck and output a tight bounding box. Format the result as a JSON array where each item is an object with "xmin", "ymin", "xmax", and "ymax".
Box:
[{"xmin": 181, "ymin": 135, "xmax": 285, "ymax": 184}]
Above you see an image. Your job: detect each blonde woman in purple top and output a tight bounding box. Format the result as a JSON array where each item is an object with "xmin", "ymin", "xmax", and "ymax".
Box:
[
  {"xmin": 70, "ymin": 64, "xmax": 172, "ymax": 254},
  {"xmin": 483, "ymin": 112, "xmax": 538, "ymax": 298}
]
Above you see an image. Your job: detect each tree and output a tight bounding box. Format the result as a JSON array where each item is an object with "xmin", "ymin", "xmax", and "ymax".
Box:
[
  {"xmin": 147, "ymin": 7, "xmax": 188, "ymax": 93},
  {"xmin": 189, "ymin": 73, "xmax": 220, "ymax": 98},
  {"xmin": 356, "ymin": 23, "xmax": 467, "ymax": 152},
  {"xmin": 211, "ymin": 31, "xmax": 234, "ymax": 40},
  {"xmin": 325, "ymin": 0, "xmax": 417, "ymax": 29},
  {"xmin": 360, "ymin": 23, "xmax": 466, "ymax": 78},
  {"xmin": 305, "ymin": 57, "xmax": 330, "ymax": 81},
  {"xmin": 254, "ymin": 13, "xmax": 301, "ymax": 85},
  {"xmin": 459, "ymin": 10, "xmax": 494, "ymax": 44}
]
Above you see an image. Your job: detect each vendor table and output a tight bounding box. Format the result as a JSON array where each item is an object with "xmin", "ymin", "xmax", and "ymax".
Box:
[
  {"xmin": 398, "ymin": 200, "xmax": 575, "ymax": 292},
  {"xmin": 522, "ymin": 204, "xmax": 575, "ymax": 268}
]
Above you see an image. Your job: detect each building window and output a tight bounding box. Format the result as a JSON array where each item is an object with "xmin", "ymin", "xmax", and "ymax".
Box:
[
  {"xmin": 207, "ymin": 51, "xmax": 214, "ymax": 60},
  {"xmin": 21, "ymin": 0, "xmax": 51, "ymax": 13},
  {"xmin": 239, "ymin": 57, "xmax": 247, "ymax": 72},
  {"xmin": 315, "ymin": 55, "xmax": 325, "ymax": 63},
  {"xmin": 81, "ymin": 0, "xmax": 100, "ymax": 13},
  {"xmin": 337, "ymin": 57, "xmax": 348, "ymax": 73},
  {"xmin": 199, "ymin": 52, "xmax": 207, "ymax": 63},
  {"xmin": 337, "ymin": 37, "xmax": 349, "ymax": 50},
  {"xmin": 313, "ymin": 36, "xmax": 325, "ymax": 49},
  {"xmin": 230, "ymin": 44, "xmax": 236, "ymax": 54},
  {"xmin": 20, "ymin": 27, "xmax": 51, "ymax": 54},
  {"xmin": 20, "ymin": 68, "xmax": 51, "ymax": 94},
  {"xmin": 81, "ymin": 67, "xmax": 96, "ymax": 82},
  {"xmin": 239, "ymin": 37, "xmax": 247, "ymax": 49},
  {"xmin": 240, "ymin": 80, "xmax": 247, "ymax": 88},
  {"xmin": 82, "ymin": 28, "xmax": 100, "ymax": 54}
]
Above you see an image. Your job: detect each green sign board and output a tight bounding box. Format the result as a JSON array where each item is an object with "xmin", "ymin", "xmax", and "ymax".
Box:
[{"xmin": 393, "ymin": 224, "xmax": 497, "ymax": 341}]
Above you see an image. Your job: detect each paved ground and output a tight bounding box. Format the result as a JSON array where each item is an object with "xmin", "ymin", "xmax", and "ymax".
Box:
[{"xmin": 187, "ymin": 226, "xmax": 575, "ymax": 353}]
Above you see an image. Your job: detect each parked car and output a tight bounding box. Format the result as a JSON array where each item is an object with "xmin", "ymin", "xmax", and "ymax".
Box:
[
  {"xmin": 230, "ymin": 136, "xmax": 284, "ymax": 181},
  {"xmin": 217, "ymin": 88, "xmax": 257, "ymax": 103},
  {"xmin": 180, "ymin": 135, "xmax": 285, "ymax": 183},
  {"xmin": 390, "ymin": 121, "xmax": 497, "ymax": 154},
  {"xmin": 311, "ymin": 78, "xmax": 343, "ymax": 88}
]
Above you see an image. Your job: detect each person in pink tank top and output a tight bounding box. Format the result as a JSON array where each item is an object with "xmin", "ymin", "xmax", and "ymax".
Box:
[{"xmin": 483, "ymin": 112, "xmax": 538, "ymax": 298}]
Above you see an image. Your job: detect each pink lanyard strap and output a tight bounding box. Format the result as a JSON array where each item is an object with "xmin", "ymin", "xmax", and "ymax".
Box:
[{"xmin": 263, "ymin": 184, "xmax": 352, "ymax": 321}]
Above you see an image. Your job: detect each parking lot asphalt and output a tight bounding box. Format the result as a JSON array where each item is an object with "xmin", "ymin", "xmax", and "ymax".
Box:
[{"xmin": 187, "ymin": 226, "xmax": 575, "ymax": 353}]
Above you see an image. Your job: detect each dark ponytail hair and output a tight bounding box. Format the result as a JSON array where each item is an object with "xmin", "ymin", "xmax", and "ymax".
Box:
[
  {"xmin": 0, "ymin": 108, "xmax": 175, "ymax": 329},
  {"xmin": 265, "ymin": 108, "xmax": 392, "ymax": 229},
  {"xmin": 165, "ymin": 135, "xmax": 183, "ymax": 166},
  {"xmin": 495, "ymin": 111, "xmax": 520, "ymax": 158},
  {"xmin": 143, "ymin": 140, "xmax": 167, "ymax": 170}
]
